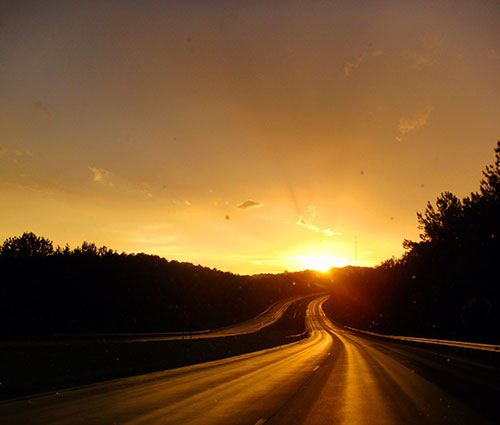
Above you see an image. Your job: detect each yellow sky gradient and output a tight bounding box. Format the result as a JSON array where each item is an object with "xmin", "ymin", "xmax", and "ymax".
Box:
[{"xmin": 1, "ymin": 1, "xmax": 499, "ymax": 274}]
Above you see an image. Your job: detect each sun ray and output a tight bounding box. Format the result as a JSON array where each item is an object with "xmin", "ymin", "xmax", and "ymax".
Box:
[{"xmin": 291, "ymin": 254, "xmax": 348, "ymax": 272}]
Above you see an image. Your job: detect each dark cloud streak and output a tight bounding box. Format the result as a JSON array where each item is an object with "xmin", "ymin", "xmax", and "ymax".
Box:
[{"xmin": 237, "ymin": 199, "xmax": 263, "ymax": 209}]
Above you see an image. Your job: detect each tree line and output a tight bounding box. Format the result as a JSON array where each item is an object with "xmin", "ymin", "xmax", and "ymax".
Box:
[
  {"xmin": 0, "ymin": 234, "xmax": 319, "ymax": 337},
  {"xmin": 324, "ymin": 141, "xmax": 500, "ymax": 343}
]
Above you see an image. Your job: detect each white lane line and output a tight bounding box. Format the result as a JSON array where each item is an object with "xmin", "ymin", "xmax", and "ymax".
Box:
[
  {"xmin": 313, "ymin": 365, "xmax": 320, "ymax": 372},
  {"xmin": 255, "ymin": 418, "xmax": 267, "ymax": 425}
]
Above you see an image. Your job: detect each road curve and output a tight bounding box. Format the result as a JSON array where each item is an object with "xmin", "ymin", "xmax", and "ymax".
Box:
[
  {"xmin": 1, "ymin": 295, "xmax": 496, "ymax": 424},
  {"xmin": 267, "ymin": 301, "xmax": 497, "ymax": 425},
  {"xmin": 97, "ymin": 294, "xmax": 312, "ymax": 342},
  {"xmin": 0, "ymin": 296, "xmax": 331, "ymax": 425},
  {"xmin": 176, "ymin": 293, "xmax": 312, "ymax": 339},
  {"xmin": 0, "ymin": 294, "xmax": 311, "ymax": 348},
  {"xmin": 82, "ymin": 294, "xmax": 311, "ymax": 343}
]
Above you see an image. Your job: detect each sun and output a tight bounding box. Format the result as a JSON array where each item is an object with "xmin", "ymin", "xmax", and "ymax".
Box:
[
  {"xmin": 287, "ymin": 247, "xmax": 350, "ymax": 272},
  {"xmin": 302, "ymin": 254, "xmax": 338, "ymax": 272}
]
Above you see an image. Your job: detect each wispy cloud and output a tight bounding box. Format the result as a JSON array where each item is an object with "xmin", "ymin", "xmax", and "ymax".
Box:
[
  {"xmin": 0, "ymin": 147, "xmax": 33, "ymax": 161},
  {"xmin": 129, "ymin": 234, "xmax": 181, "ymax": 247},
  {"xmin": 230, "ymin": 254, "xmax": 287, "ymax": 266},
  {"xmin": 297, "ymin": 216, "xmax": 320, "ymax": 232},
  {"xmin": 487, "ymin": 49, "xmax": 499, "ymax": 60},
  {"xmin": 89, "ymin": 166, "xmax": 110, "ymax": 182},
  {"xmin": 307, "ymin": 204, "xmax": 317, "ymax": 219},
  {"xmin": 411, "ymin": 35, "xmax": 443, "ymax": 68},
  {"xmin": 344, "ymin": 48, "xmax": 384, "ymax": 77},
  {"xmin": 32, "ymin": 101, "xmax": 53, "ymax": 118},
  {"xmin": 0, "ymin": 147, "xmax": 33, "ymax": 157},
  {"xmin": 321, "ymin": 228, "xmax": 338, "ymax": 236},
  {"xmin": 396, "ymin": 104, "xmax": 432, "ymax": 141},
  {"xmin": 237, "ymin": 199, "xmax": 263, "ymax": 209},
  {"xmin": 2, "ymin": 180, "xmax": 66, "ymax": 197},
  {"xmin": 12, "ymin": 148, "xmax": 33, "ymax": 157},
  {"xmin": 296, "ymin": 215, "xmax": 342, "ymax": 236}
]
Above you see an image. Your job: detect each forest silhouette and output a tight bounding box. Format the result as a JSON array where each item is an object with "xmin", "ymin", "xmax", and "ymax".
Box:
[
  {"xmin": 324, "ymin": 141, "xmax": 500, "ymax": 343},
  {"xmin": 0, "ymin": 234, "xmax": 319, "ymax": 337}
]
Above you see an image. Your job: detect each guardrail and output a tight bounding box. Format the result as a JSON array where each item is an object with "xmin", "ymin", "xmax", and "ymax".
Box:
[
  {"xmin": 63, "ymin": 329, "xmax": 213, "ymax": 338},
  {"xmin": 285, "ymin": 329, "xmax": 309, "ymax": 339},
  {"xmin": 344, "ymin": 326, "xmax": 500, "ymax": 355}
]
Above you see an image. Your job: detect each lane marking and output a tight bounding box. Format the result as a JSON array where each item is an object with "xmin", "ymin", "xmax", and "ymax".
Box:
[
  {"xmin": 254, "ymin": 419, "xmax": 267, "ymax": 425},
  {"xmin": 313, "ymin": 365, "xmax": 320, "ymax": 372}
]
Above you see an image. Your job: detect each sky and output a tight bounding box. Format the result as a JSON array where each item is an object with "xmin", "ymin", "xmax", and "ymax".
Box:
[{"xmin": 1, "ymin": 0, "xmax": 499, "ymax": 274}]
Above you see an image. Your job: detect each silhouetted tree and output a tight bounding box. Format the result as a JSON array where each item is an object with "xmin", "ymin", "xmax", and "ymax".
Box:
[
  {"xmin": 417, "ymin": 191, "xmax": 464, "ymax": 244},
  {"xmin": 324, "ymin": 141, "xmax": 500, "ymax": 343},
  {"xmin": 0, "ymin": 232, "xmax": 54, "ymax": 258},
  {"xmin": 478, "ymin": 141, "xmax": 500, "ymax": 200}
]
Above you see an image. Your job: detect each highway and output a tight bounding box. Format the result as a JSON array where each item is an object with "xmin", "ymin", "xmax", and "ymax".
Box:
[
  {"xmin": 0, "ymin": 294, "xmax": 309, "ymax": 348},
  {"xmin": 94, "ymin": 294, "xmax": 311, "ymax": 341},
  {"xmin": 195, "ymin": 294, "xmax": 311, "ymax": 338},
  {"xmin": 1, "ymin": 295, "xmax": 497, "ymax": 424},
  {"xmin": 75, "ymin": 293, "xmax": 309, "ymax": 343}
]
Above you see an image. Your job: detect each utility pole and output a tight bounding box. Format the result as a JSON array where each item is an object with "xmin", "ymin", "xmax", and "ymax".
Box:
[{"xmin": 355, "ymin": 235, "xmax": 357, "ymax": 266}]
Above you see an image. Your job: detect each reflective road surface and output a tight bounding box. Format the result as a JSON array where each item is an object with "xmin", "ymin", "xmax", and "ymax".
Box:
[
  {"xmin": 1, "ymin": 296, "xmax": 496, "ymax": 424},
  {"xmin": 0, "ymin": 294, "xmax": 309, "ymax": 349}
]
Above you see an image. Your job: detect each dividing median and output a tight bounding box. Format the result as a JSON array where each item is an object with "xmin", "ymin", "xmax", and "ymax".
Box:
[{"xmin": 0, "ymin": 294, "xmax": 318, "ymax": 400}]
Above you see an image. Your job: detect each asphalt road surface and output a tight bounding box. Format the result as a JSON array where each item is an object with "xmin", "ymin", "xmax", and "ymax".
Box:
[
  {"xmin": 0, "ymin": 294, "xmax": 310, "ymax": 349},
  {"xmin": 1, "ymin": 295, "xmax": 497, "ymax": 424},
  {"xmin": 178, "ymin": 293, "xmax": 311, "ymax": 338},
  {"xmin": 80, "ymin": 293, "xmax": 310, "ymax": 343}
]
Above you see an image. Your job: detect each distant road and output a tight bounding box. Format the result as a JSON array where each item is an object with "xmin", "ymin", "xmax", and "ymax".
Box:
[
  {"xmin": 88, "ymin": 294, "xmax": 311, "ymax": 341},
  {"xmin": 1, "ymin": 294, "xmax": 311, "ymax": 348},
  {"xmin": 161, "ymin": 293, "xmax": 311, "ymax": 340},
  {"xmin": 1, "ymin": 295, "xmax": 497, "ymax": 424}
]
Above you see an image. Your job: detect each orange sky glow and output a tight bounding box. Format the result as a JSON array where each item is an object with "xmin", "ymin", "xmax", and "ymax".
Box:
[{"xmin": 1, "ymin": 1, "xmax": 499, "ymax": 274}]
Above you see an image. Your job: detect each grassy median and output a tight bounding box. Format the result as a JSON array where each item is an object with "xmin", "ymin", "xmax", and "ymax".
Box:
[{"xmin": 0, "ymin": 295, "xmax": 313, "ymax": 400}]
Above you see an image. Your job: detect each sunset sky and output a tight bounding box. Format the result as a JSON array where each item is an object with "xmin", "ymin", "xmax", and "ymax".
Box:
[{"xmin": 1, "ymin": 0, "xmax": 499, "ymax": 274}]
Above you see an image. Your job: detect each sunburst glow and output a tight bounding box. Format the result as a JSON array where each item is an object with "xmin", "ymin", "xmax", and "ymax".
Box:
[
  {"xmin": 1, "ymin": 1, "xmax": 497, "ymax": 275},
  {"xmin": 300, "ymin": 255, "xmax": 343, "ymax": 272}
]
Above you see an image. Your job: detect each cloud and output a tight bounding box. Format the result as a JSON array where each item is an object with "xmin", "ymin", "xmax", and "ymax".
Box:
[
  {"xmin": 32, "ymin": 101, "xmax": 53, "ymax": 118},
  {"xmin": 487, "ymin": 49, "xmax": 499, "ymax": 60},
  {"xmin": 307, "ymin": 204, "xmax": 317, "ymax": 219},
  {"xmin": 297, "ymin": 215, "xmax": 342, "ymax": 236},
  {"xmin": 12, "ymin": 148, "xmax": 33, "ymax": 157},
  {"xmin": 321, "ymin": 228, "xmax": 338, "ymax": 236},
  {"xmin": 129, "ymin": 234, "xmax": 180, "ymax": 247},
  {"xmin": 0, "ymin": 147, "xmax": 32, "ymax": 156},
  {"xmin": 0, "ymin": 147, "xmax": 33, "ymax": 160},
  {"xmin": 230, "ymin": 254, "xmax": 286, "ymax": 266},
  {"xmin": 397, "ymin": 104, "xmax": 432, "ymax": 140},
  {"xmin": 297, "ymin": 216, "xmax": 320, "ymax": 232},
  {"xmin": 411, "ymin": 35, "xmax": 443, "ymax": 68},
  {"xmin": 344, "ymin": 48, "xmax": 384, "ymax": 76},
  {"xmin": 89, "ymin": 166, "xmax": 110, "ymax": 182},
  {"xmin": 237, "ymin": 199, "xmax": 263, "ymax": 209}
]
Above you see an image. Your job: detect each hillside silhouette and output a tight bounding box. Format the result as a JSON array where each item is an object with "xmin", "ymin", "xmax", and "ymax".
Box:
[
  {"xmin": 324, "ymin": 141, "xmax": 500, "ymax": 343},
  {"xmin": 0, "ymin": 236, "xmax": 319, "ymax": 337}
]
